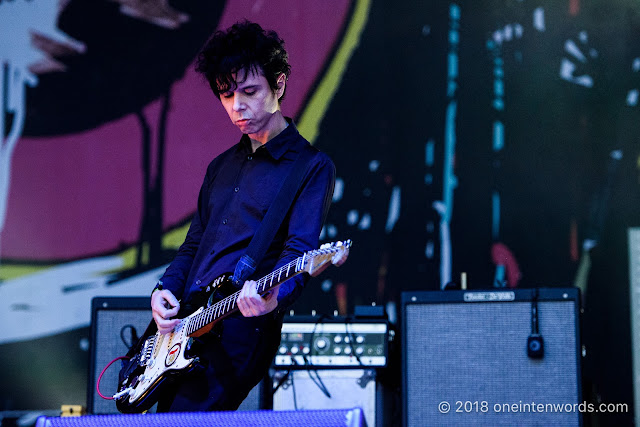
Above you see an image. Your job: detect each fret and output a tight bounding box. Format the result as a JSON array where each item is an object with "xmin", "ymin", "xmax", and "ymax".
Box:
[
  {"xmin": 212, "ymin": 303, "xmax": 219, "ymax": 319},
  {"xmin": 223, "ymin": 300, "xmax": 229, "ymax": 315}
]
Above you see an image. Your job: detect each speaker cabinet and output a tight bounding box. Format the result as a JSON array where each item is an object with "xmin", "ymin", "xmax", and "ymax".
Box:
[
  {"xmin": 273, "ymin": 369, "xmax": 381, "ymax": 427},
  {"xmin": 402, "ymin": 288, "xmax": 582, "ymax": 427},
  {"xmin": 238, "ymin": 377, "xmax": 271, "ymax": 411},
  {"xmin": 35, "ymin": 408, "xmax": 367, "ymax": 427},
  {"xmin": 88, "ymin": 297, "xmax": 153, "ymax": 414}
]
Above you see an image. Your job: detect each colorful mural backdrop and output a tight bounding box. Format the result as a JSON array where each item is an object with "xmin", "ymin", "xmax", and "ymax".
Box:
[{"xmin": 1, "ymin": 0, "xmax": 638, "ymax": 424}]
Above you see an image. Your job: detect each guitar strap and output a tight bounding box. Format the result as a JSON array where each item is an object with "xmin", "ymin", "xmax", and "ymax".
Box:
[{"xmin": 231, "ymin": 147, "xmax": 316, "ymax": 287}]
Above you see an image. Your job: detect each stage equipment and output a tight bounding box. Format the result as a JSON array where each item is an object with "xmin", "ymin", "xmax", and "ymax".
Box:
[
  {"xmin": 402, "ymin": 288, "xmax": 582, "ymax": 427},
  {"xmin": 237, "ymin": 377, "xmax": 271, "ymax": 411},
  {"xmin": 274, "ymin": 315, "xmax": 389, "ymax": 368},
  {"xmin": 88, "ymin": 297, "xmax": 153, "ymax": 415},
  {"xmin": 273, "ymin": 368, "xmax": 384, "ymax": 427},
  {"xmin": 35, "ymin": 408, "xmax": 367, "ymax": 427}
]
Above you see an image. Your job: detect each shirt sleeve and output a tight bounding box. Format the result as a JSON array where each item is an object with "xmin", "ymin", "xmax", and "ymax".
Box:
[
  {"xmin": 275, "ymin": 151, "xmax": 336, "ymax": 310},
  {"xmin": 158, "ymin": 164, "xmax": 213, "ymax": 299}
]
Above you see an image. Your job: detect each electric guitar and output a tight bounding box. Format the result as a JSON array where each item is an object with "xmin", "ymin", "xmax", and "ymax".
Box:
[{"xmin": 115, "ymin": 240, "xmax": 351, "ymax": 413}]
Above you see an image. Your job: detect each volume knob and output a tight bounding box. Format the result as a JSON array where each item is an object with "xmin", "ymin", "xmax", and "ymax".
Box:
[{"xmin": 315, "ymin": 337, "xmax": 329, "ymax": 351}]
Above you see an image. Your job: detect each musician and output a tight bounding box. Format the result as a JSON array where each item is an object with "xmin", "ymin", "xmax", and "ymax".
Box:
[{"xmin": 150, "ymin": 20, "xmax": 342, "ymax": 412}]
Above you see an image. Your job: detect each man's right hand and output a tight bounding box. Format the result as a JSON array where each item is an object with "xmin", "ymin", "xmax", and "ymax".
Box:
[{"xmin": 151, "ymin": 289, "xmax": 181, "ymax": 334}]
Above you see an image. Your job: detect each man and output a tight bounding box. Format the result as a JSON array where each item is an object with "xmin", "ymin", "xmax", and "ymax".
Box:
[{"xmin": 150, "ymin": 20, "xmax": 340, "ymax": 412}]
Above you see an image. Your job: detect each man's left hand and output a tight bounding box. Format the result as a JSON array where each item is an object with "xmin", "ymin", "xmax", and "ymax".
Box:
[{"xmin": 237, "ymin": 280, "xmax": 280, "ymax": 317}]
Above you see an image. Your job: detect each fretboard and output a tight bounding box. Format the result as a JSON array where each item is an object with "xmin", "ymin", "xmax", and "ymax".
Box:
[{"xmin": 185, "ymin": 254, "xmax": 306, "ymax": 336}]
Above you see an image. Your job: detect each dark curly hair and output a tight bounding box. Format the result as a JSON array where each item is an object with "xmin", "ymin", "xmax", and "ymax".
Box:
[{"xmin": 196, "ymin": 20, "xmax": 291, "ymax": 102}]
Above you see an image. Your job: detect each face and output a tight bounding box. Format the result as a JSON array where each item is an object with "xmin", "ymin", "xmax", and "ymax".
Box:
[{"xmin": 219, "ymin": 68, "xmax": 285, "ymax": 138}]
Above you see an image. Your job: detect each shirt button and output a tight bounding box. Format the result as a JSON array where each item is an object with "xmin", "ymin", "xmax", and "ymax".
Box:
[
  {"xmin": 223, "ymin": 219, "xmax": 228, "ymax": 225},
  {"xmin": 247, "ymin": 155, "xmax": 253, "ymax": 160},
  {"xmin": 196, "ymin": 280, "xmax": 201, "ymax": 285},
  {"xmin": 234, "ymin": 187, "xmax": 239, "ymax": 192}
]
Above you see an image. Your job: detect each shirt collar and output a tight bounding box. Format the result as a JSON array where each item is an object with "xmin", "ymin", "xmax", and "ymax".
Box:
[{"xmin": 238, "ymin": 118, "xmax": 302, "ymax": 160}]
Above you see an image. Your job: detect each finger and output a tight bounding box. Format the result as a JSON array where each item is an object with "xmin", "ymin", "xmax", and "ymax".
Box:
[
  {"xmin": 153, "ymin": 304, "xmax": 177, "ymax": 320},
  {"xmin": 243, "ymin": 294, "xmax": 260, "ymax": 316},
  {"xmin": 154, "ymin": 316, "xmax": 180, "ymax": 334},
  {"xmin": 242, "ymin": 281, "xmax": 260, "ymax": 314},
  {"xmin": 158, "ymin": 320, "xmax": 180, "ymax": 335},
  {"xmin": 244, "ymin": 280, "xmax": 258, "ymax": 297},
  {"xmin": 237, "ymin": 283, "xmax": 252, "ymax": 317},
  {"xmin": 162, "ymin": 290, "xmax": 180, "ymax": 309}
]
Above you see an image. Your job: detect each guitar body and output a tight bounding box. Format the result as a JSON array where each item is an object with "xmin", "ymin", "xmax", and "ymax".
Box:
[{"xmin": 115, "ymin": 274, "xmax": 233, "ymax": 414}]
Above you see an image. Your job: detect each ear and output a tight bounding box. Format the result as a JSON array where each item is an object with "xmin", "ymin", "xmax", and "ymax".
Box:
[{"xmin": 276, "ymin": 73, "xmax": 286, "ymax": 99}]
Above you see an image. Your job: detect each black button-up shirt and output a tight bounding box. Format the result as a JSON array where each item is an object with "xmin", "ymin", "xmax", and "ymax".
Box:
[{"xmin": 159, "ymin": 121, "xmax": 335, "ymax": 310}]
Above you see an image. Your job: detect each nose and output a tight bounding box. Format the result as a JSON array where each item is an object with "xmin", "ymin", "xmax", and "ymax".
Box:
[{"xmin": 233, "ymin": 93, "xmax": 245, "ymax": 111}]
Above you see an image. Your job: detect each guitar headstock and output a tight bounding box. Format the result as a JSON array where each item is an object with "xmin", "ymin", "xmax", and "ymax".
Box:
[{"xmin": 303, "ymin": 240, "xmax": 352, "ymax": 276}]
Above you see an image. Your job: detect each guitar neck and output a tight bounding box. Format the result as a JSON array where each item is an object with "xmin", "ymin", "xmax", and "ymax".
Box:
[{"xmin": 186, "ymin": 256, "xmax": 305, "ymax": 336}]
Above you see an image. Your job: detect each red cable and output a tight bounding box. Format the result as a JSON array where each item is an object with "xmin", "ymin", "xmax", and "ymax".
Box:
[{"xmin": 96, "ymin": 356, "xmax": 130, "ymax": 400}]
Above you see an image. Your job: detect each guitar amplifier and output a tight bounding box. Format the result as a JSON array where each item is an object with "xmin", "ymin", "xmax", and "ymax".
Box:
[
  {"xmin": 88, "ymin": 297, "xmax": 153, "ymax": 414},
  {"xmin": 402, "ymin": 288, "xmax": 582, "ymax": 427},
  {"xmin": 274, "ymin": 315, "xmax": 389, "ymax": 368}
]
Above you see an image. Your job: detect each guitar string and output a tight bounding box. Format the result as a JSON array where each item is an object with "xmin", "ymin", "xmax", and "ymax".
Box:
[
  {"xmin": 187, "ymin": 258, "xmax": 299, "ymax": 334},
  {"xmin": 186, "ymin": 246, "xmax": 342, "ymax": 335}
]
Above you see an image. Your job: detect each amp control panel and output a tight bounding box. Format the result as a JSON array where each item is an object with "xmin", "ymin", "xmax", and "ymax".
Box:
[{"xmin": 274, "ymin": 317, "xmax": 388, "ymax": 368}]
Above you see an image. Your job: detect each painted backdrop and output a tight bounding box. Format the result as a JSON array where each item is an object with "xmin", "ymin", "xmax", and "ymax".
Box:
[{"xmin": 1, "ymin": 0, "xmax": 638, "ymax": 424}]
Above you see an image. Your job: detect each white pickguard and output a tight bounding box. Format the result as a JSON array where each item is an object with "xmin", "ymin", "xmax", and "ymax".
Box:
[{"xmin": 125, "ymin": 307, "xmax": 203, "ymax": 403}]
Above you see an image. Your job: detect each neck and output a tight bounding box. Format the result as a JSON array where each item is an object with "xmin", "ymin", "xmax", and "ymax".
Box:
[{"xmin": 248, "ymin": 111, "xmax": 288, "ymax": 152}]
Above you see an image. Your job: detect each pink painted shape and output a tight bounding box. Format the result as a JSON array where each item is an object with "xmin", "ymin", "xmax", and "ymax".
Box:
[{"xmin": 2, "ymin": 0, "xmax": 351, "ymax": 259}]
